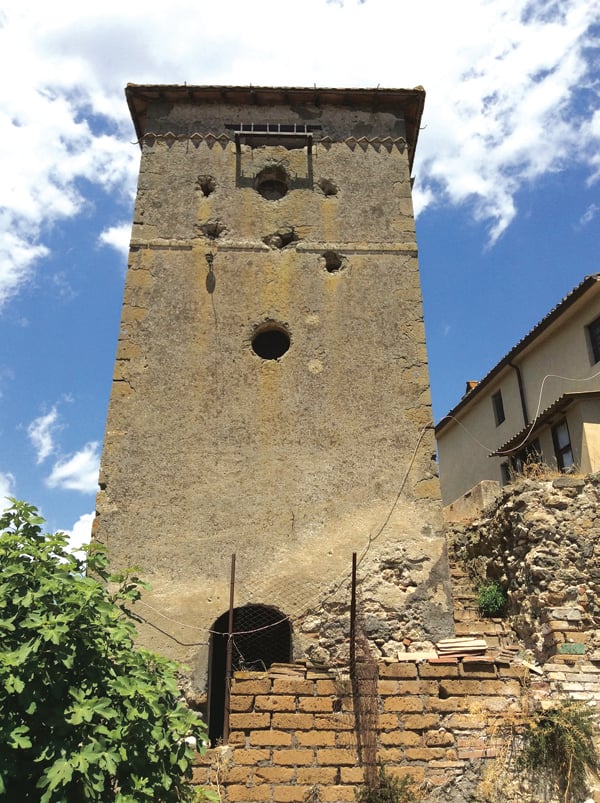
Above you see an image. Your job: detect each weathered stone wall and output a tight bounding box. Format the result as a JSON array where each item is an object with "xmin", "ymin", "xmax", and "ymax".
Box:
[
  {"xmin": 94, "ymin": 88, "xmax": 453, "ymax": 688},
  {"xmin": 448, "ymin": 474, "xmax": 600, "ymax": 662},
  {"xmin": 188, "ymin": 477, "xmax": 600, "ymax": 802}
]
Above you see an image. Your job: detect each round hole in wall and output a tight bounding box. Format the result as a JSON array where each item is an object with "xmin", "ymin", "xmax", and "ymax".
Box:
[
  {"xmin": 254, "ymin": 166, "xmax": 289, "ymax": 200},
  {"xmin": 251, "ymin": 323, "xmax": 291, "ymax": 360}
]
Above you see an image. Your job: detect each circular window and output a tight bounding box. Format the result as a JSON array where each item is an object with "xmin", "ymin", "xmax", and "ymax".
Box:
[
  {"xmin": 251, "ymin": 323, "xmax": 291, "ymax": 360},
  {"xmin": 254, "ymin": 166, "xmax": 289, "ymax": 200}
]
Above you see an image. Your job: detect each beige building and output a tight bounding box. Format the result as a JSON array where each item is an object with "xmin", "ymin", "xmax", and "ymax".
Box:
[
  {"xmin": 94, "ymin": 85, "xmax": 453, "ymax": 739},
  {"xmin": 436, "ymin": 274, "xmax": 600, "ymax": 511}
]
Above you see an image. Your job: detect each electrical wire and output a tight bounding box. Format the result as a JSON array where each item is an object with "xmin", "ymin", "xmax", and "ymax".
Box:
[
  {"xmin": 439, "ymin": 366, "xmax": 600, "ymax": 457},
  {"xmin": 130, "ymin": 421, "xmax": 433, "ymax": 643}
]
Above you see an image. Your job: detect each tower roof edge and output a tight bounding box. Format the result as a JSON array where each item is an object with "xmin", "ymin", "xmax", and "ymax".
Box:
[{"xmin": 125, "ymin": 84, "xmax": 425, "ymax": 169}]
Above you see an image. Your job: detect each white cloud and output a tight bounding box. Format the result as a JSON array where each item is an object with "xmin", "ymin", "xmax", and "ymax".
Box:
[
  {"xmin": 63, "ymin": 510, "xmax": 95, "ymax": 556},
  {"xmin": 27, "ymin": 406, "xmax": 59, "ymax": 464},
  {"xmin": 46, "ymin": 442, "xmax": 100, "ymax": 493},
  {"xmin": 98, "ymin": 223, "xmax": 131, "ymax": 257},
  {"xmin": 0, "ymin": 471, "xmax": 15, "ymax": 509},
  {"xmin": 0, "ymin": 0, "xmax": 598, "ymax": 301},
  {"xmin": 578, "ymin": 203, "xmax": 599, "ymax": 229}
]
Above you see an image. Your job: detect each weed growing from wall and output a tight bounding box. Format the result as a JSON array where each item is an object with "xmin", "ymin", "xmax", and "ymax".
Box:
[
  {"xmin": 355, "ymin": 763, "xmax": 421, "ymax": 803},
  {"xmin": 520, "ymin": 701, "xmax": 598, "ymax": 802},
  {"xmin": 479, "ymin": 700, "xmax": 599, "ymax": 802},
  {"xmin": 476, "ymin": 581, "xmax": 508, "ymax": 617}
]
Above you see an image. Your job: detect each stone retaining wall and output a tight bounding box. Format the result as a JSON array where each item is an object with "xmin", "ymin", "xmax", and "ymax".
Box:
[{"xmin": 193, "ymin": 658, "xmax": 531, "ymax": 802}]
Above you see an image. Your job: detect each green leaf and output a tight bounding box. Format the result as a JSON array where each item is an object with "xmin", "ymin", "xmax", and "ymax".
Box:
[
  {"xmin": 0, "ymin": 499, "xmax": 209, "ymax": 801},
  {"xmin": 9, "ymin": 725, "xmax": 32, "ymax": 749},
  {"xmin": 41, "ymin": 757, "xmax": 74, "ymax": 790}
]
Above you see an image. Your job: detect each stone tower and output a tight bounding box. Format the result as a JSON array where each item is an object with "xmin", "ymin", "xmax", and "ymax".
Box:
[{"xmin": 95, "ymin": 85, "xmax": 453, "ymax": 734}]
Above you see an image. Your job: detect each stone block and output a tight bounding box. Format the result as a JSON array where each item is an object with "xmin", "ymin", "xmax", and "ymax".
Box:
[
  {"xmin": 380, "ymin": 730, "xmax": 421, "ymax": 747},
  {"xmin": 222, "ymin": 766, "xmax": 255, "ymax": 783},
  {"xmin": 438, "ymin": 680, "xmax": 481, "ymax": 696},
  {"xmin": 397, "ymin": 680, "xmax": 439, "ymax": 695},
  {"xmin": 402, "ymin": 713, "xmax": 440, "ymax": 730},
  {"xmin": 298, "ymin": 696, "xmax": 333, "ymax": 712},
  {"xmin": 313, "ymin": 714, "xmax": 354, "ymax": 730},
  {"xmin": 272, "ymin": 749, "xmax": 315, "ymax": 766},
  {"xmin": 444, "ymin": 714, "xmax": 487, "ymax": 730},
  {"xmin": 419, "ymin": 663, "xmax": 460, "ymax": 678},
  {"xmin": 255, "ymin": 695, "xmax": 296, "ymax": 712},
  {"xmin": 316, "ymin": 748, "xmax": 358, "ymax": 766},
  {"xmin": 271, "ymin": 713, "xmax": 313, "ymax": 730},
  {"xmin": 378, "ymin": 679, "xmax": 401, "ymax": 694},
  {"xmin": 272, "ymin": 679, "xmax": 314, "ymax": 695},
  {"xmin": 340, "ymin": 767, "xmax": 365, "ymax": 783},
  {"xmin": 318, "ymin": 786, "xmax": 357, "ymax": 802},
  {"xmin": 227, "ymin": 784, "xmax": 272, "ymax": 802},
  {"xmin": 249, "ymin": 730, "xmax": 292, "ymax": 747},
  {"xmin": 425, "ymin": 730, "xmax": 455, "ymax": 746},
  {"xmin": 480, "ymin": 679, "xmax": 522, "ymax": 696},
  {"xmin": 229, "ymin": 713, "xmax": 270, "ymax": 730},
  {"xmin": 379, "ymin": 663, "xmax": 418, "ymax": 679},
  {"xmin": 231, "ymin": 679, "xmax": 272, "ymax": 695},
  {"xmin": 388, "ymin": 766, "xmax": 425, "ymax": 782},
  {"xmin": 254, "ymin": 766, "xmax": 295, "ymax": 783},
  {"xmin": 428, "ymin": 697, "xmax": 470, "ymax": 713},
  {"xmin": 382, "ymin": 696, "xmax": 423, "ymax": 713},
  {"xmin": 230, "ymin": 695, "xmax": 254, "ymax": 712},
  {"xmin": 405, "ymin": 746, "xmax": 447, "ymax": 761},
  {"xmin": 297, "ymin": 767, "xmax": 339, "ymax": 784},
  {"xmin": 296, "ymin": 730, "xmax": 336, "ymax": 747},
  {"xmin": 273, "ymin": 786, "xmax": 312, "ymax": 803},
  {"xmin": 234, "ymin": 747, "xmax": 271, "ymax": 765},
  {"xmin": 315, "ymin": 680, "xmax": 343, "ymax": 695},
  {"xmin": 378, "ymin": 714, "xmax": 401, "ymax": 729},
  {"xmin": 458, "ymin": 662, "xmax": 497, "ymax": 678}
]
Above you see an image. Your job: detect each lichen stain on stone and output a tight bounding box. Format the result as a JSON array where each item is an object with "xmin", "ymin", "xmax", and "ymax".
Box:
[
  {"xmin": 121, "ymin": 305, "xmax": 148, "ymax": 323},
  {"xmin": 127, "ymin": 268, "xmax": 153, "ymax": 289},
  {"xmin": 414, "ymin": 477, "xmax": 442, "ymax": 501}
]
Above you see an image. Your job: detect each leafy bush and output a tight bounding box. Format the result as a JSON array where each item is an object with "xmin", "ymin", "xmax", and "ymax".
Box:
[
  {"xmin": 355, "ymin": 763, "xmax": 421, "ymax": 803},
  {"xmin": 521, "ymin": 701, "xmax": 598, "ymax": 802},
  {"xmin": 0, "ymin": 500, "xmax": 209, "ymax": 802},
  {"xmin": 476, "ymin": 580, "xmax": 507, "ymax": 618}
]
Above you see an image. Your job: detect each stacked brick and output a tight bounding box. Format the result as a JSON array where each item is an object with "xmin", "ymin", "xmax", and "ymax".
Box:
[{"xmin": 193, "ymin": 658, "xmax": 526, "ymax": 802}]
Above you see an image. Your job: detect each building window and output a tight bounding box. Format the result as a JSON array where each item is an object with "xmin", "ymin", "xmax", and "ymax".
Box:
[
  {"xmin": 500, "ymin": 462, "xmax": 511, "ymax": 485},
  {"xmin": 492, "ymin": 390, "xmax": 505, "ymax": 426},
  {"xmin": 510, "ymin": 439, "xmax": 541, "ymax": 476},
  {"xmin": 552, "ymin": 419, "xmax": 574, "ymax": 471},
  {"xmin": 588, "ymin": 316, "xmax": 600, "ymax": 363}
]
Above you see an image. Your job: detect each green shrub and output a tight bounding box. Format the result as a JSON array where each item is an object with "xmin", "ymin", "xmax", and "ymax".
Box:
[
  {"xmin": 476, "ymin": 580, "xmax": 507, "ymax": 617},
  {"xmin": 0, "ymin": 500, "xmax": 209, "ymax": 802}
]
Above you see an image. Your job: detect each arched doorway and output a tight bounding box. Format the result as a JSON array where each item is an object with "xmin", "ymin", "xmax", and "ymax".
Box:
[{"xmin": 208, "ymin": 604, "xmax": 292, "ymax": 745}]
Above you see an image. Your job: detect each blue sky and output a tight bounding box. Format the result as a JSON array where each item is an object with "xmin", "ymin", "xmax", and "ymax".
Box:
[{"xmin": 0, "ymin": 0, "xmax": 598, "ymax": 547}]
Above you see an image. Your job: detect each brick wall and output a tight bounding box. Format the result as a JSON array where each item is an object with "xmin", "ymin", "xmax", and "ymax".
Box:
[{"xmin": 194, "ymin": 657, "xmax": 532, "ymax": 802}]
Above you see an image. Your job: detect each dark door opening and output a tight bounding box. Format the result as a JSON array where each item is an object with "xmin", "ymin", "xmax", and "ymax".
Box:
[{"xmin": 207, "ymin": 604, "xmax": 291, "ymax": 746}]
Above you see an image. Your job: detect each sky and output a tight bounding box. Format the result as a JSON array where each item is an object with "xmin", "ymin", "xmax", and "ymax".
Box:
[{"xmin": 0, "ymin": 0, "xmax": 598, "ymax": 549}]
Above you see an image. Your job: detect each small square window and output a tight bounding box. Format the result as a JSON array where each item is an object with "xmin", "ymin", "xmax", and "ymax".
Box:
[
  {"xmin": 588, "ymin": 316, "xmax": 600, "ymax": 363},
  {"xmin": 492, "ymin": 390, "xmax": 505, "ymax": 426}
]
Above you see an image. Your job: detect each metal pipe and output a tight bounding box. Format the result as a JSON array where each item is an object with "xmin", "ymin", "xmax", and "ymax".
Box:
[
  {"xmin": 350, "ymin": 552, "xmax": 357, "ymax": 677},
  {"xmin": 223, "ymin": 553, "xmax": 236, "ymax": 744},
  {"xmin": 509, "ymin": 361, "xmax": 529, "ymax": 426}
]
